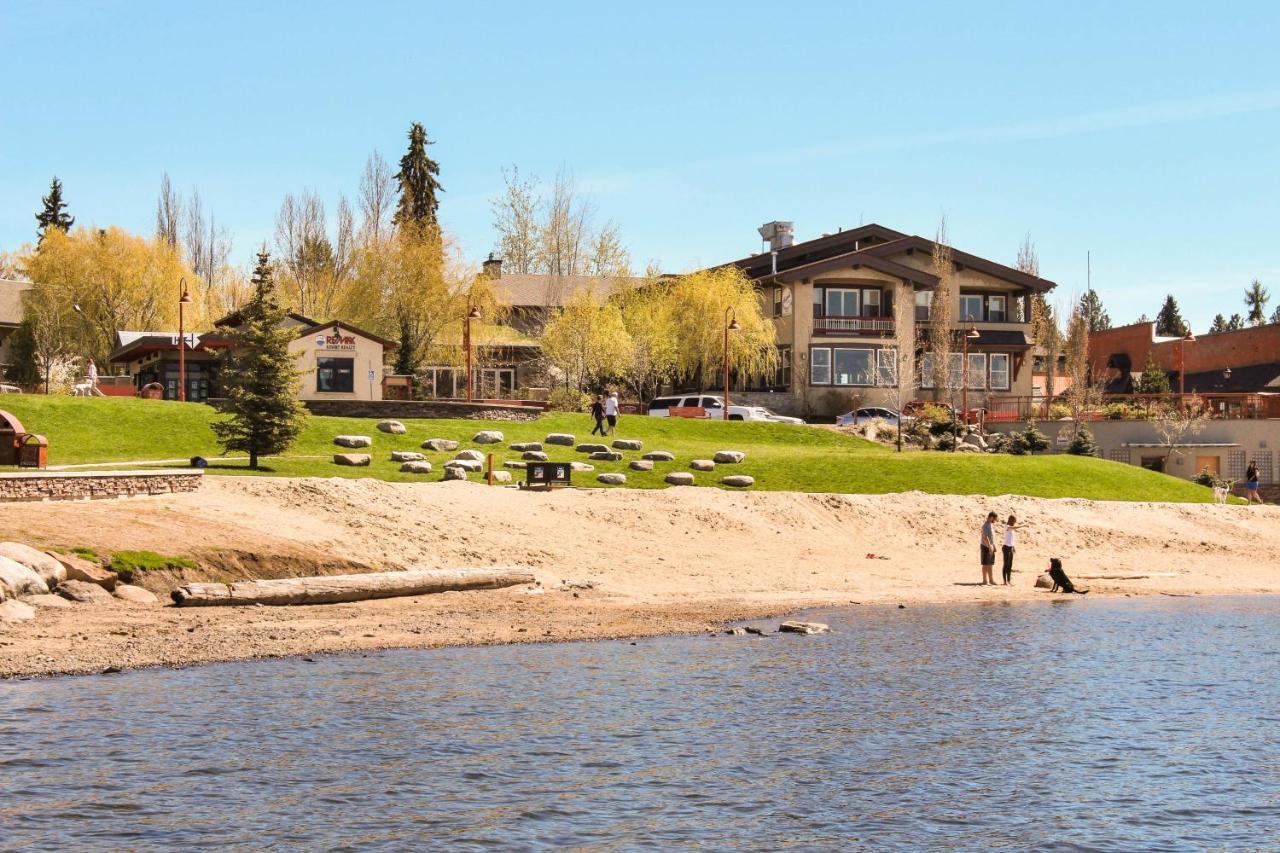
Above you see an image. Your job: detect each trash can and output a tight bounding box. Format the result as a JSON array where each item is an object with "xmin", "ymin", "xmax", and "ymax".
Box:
[{"xmin": 17, "ymin": 433, "xmax": 48, "ymax": 469}]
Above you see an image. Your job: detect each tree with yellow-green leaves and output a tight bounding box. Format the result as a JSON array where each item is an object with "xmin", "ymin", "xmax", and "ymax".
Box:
[
  {"xmin": 542, "ymin": 287, "xmax": 633, "ymax": 391},
  {"xmin": 666, "ymin": 266, "xmax": 777, "ymax": 392},
  {"xmin": 617, "ymin": 278, "xmax": 679, "ymax": 401}
]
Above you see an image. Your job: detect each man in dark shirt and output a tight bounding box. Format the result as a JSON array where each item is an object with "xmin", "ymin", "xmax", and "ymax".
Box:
[{"xmin": 589, "ymin": 395, "xmax": 606, "ymax": 436}]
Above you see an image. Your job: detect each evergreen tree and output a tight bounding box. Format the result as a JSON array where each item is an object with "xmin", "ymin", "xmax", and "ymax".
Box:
[
  {"xmin": 1271, "ymin": 304, "xmax": 1280, "ymax": 325},
  {"xmin": 1209, "ymin": 314, "xmax": 1228, "ymax": 333},
  {"xmin": 3, "ymin": 319, "xmax": 41, "ymax": 386},
  {"xmin": 1226, "ymin": 313, "xmax": 1245, "ymax": 331},
  {"xmin": 1135, "ymin": 313, "xmax": 1151, "ymax": 324},
  {"xmin": 1135, "ymin": 348, "xmax": 1171, "ymax": 394},
  {"xmin": 1244, "ymin": 278, "xmax": 1269, "ymax": 326},
  {"xmin": 1078, "ymin": 288, "xmax": 1111, "ymax": 332},
  {"xmin": 392, "ymin": 122, "xmax": 444, "ymax": 230},
  {"xmin": 1154, "ymin": 294, "xmax": 1188, "ymax": 336},
  {"xmin": 1067, "ymin": 424, "xmax": 1098, "ymax": 456},
  {"xmin": 394, "ymin": 317, "xmax": 415, "ymax": 376},
  {"xmin": 211, "ymin": 251, "xmax": 307, "ymax": 468},
  {"xmin": 35, "ymin": 176, "xmax": 74, "ymax": 243}
]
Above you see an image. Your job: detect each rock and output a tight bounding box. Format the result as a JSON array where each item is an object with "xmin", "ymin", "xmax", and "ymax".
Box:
[
  {"xmin": 0, "ymin": 599, "xmax": 36, "ymax": 623},
  {"xmin": 612, "ymin": 439, "xmax": 643, "ymax": 451},
  {"xmin": 570, "ymin": 461, "xmax": 595, "ymax": 473},
  {"xmin": 0, "ymin": 543, "xmax": 67, "ymax": 588},
  {"xmin": 779, "ymin": 620, "xmax": 830, "ymax": 635},
  {"xmin": 334, "ymin": 435, "xmax": 372, "ymax": 448},
  {"xmin": 376, "ymin": 420, "xmax": 407, "ymax": 434},
  {"xmin": 53, "ymin": 553, "xmax": 118, "ymax": 590},
  {"xmin": 1034, "ymin": 573, "xmax": 1053, "ymax": 590},
  {"xmin": 455, "ymin": 449, "xmax": 486, "ymax": 462},
  {"xmin": 399, "ymin": 461, "xmax": 434, "ymax": 474},
  {"xmin": 629, "ymin": 460, "xmax": 654, "ymax": 472},
  {"xmin": 597, "ymin": 472, "xmax": 627, "ymax": 485},
  {"xmin": 963, "ymin": 433, "xmax": 988, "ymax": 450},
  {"xmin": 113, "ymin": 584, "xmax": 160, "ymax": 605},
  {"xmin": 22, "ymin": 593, "xmax": 74, "ymax": 609},
  {"xmin": 720, "ymin": 475, "xmax": 755, "ymax": 488},
  {"xmin": 421, "ymin": 438, "xmax": 459, "ymax": 452},
  {"xmin": 503, "ymin": 460, "xmax": 528, "ymax": 469},
  {"xmin": 690, "ymin": 459, "xmax": 716, "ymax": 471},
  {"xmin": 57, "ymin": 579, "xmax": 116, "ymax": 604},
  {"xmin": 545, "ymin": 433, "xmax": 575, "ymax": 446},
  {"xmin": 589, "ymin": 451, "xmax": 623, "ymax": 461},
  {"xmin": 522, "ymin": 450, "xmax": 549, "ymax": 462},
  {"xmin": 510, "ymin": 442, "xmax": 543, "ymax": 452},
  {"xmin": 443, "ymin": 465, "xmax": 469, "ymax": 481},
  {"xmin": 576, "ymin": 443, "xmax": 609, "ymax": 454},
  {"xmin": 490, "ymin": 470, "xmax": 513, "ymax": 484},
  {"xmin": 333, "ymin": 453, "xmax": 372, "ymax": 466},
  {"xmin": 447, "ymin": 458, "xmax": 483, "ymax": 472},
  {"xmin": 724, "ymin": 626, "xmax": 748, "ymax": 636},
  {"xmin": 955, "ymin": 443, "xmax": 979, "ymax": 453},
  {"xmin": 390, "ymin": 450, "xmax": 426, "ymax": 462},
  {"xmin": 472, "ymin": 430, "xmax": 504, "ymax": 444},
  {"xmin": 714, "ymin": 450, "xmax": 746, "ymax": 464},
  {"xmin": 744, "ymin": 626, "xmax": 767, "ymax": 636},
  {"xmin": 643, "ymin": 451, "xmax": 675, "ymax": 462},
  {"xmin": 664, "ymin": 472, "xmax": 695, "ymax": 486},
  {"xmin": 0, "ymin": 555, "xmax": 49, "ymax": 597}
]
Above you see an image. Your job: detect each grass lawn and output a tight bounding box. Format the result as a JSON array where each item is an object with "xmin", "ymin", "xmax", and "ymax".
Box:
[{"xmin": 0, "ymin": 395, "xmax": 1215, "ymax": 502}]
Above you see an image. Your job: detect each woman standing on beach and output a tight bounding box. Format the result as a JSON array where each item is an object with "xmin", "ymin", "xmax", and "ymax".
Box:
[
  {"xmin": 1001, "ymin": 515, "xmax": 1018, "ymax": 585},
  {"xmin": 1246, "ymin": 461, "xmax": 1263, "ymax": 504},
  {"xmin": 980, "ymin": 512, "xmax": 997, "ymax": 586}
]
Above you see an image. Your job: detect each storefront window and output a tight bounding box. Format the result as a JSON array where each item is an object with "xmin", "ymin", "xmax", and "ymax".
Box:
[{"xmin": 317, "ymin": 357, "xmax": 355, "ymax": 393}]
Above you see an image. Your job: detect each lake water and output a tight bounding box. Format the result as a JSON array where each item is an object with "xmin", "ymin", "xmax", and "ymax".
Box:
[{"xmin": 3, "ymin": 597, "xmax": 1278, "ymax": 850}]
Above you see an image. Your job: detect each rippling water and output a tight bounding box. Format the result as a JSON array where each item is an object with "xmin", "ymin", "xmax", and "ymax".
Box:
[{"xmin": 3, "ymin": 597, "xmax": 1279, "ymax": 850}]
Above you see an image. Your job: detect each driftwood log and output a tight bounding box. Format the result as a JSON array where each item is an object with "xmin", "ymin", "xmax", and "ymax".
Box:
[{"xmin": 171, "ymin": 568, "xmax": 535, "ymax": 607}]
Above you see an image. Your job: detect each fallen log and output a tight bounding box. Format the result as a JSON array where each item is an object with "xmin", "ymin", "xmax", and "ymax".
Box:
[{"xmin": 171, "ymin": 567, "xmax": 536, "ymax": 607}]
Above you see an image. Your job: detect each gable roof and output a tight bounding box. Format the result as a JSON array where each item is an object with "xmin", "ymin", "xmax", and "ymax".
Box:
[
  {"xmin": 0, "ymin": 278, "xmax": 32, "ymax": 327},
  {"xmin": 214, "ymin": 309, "xmax": 319, "ymax": 329},
  {"xmin": 727, "ymin": 224, "xmax": 907, "ymax": 278}
]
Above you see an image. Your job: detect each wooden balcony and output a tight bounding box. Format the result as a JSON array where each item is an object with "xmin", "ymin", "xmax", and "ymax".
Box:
[{"xmin": 813, "ymin": 315, "xmax": 894, "ymax": 336}]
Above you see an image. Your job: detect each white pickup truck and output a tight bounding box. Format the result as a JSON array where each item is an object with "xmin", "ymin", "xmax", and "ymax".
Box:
[{"xmin": 646, "ymin": 394, "xmax": 804, "ymax": 424}]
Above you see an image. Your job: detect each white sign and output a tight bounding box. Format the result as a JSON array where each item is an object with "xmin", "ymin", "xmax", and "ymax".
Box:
[
  {"xmin": 367, "ymin": 369, "xmax": 376, "ymax": 382},
  {"xmin": 170, "ymin": 333, "xmax": 197, "ymax": 347},
  {"xmin": 315, "ymin": 335, "xmax": 326, "ymax": 347}
]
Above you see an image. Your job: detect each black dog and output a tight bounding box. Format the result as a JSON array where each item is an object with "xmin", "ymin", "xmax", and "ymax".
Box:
[{"xmin": 1048, "ymin": 558, "xmax": 1088, "ymax": 595}]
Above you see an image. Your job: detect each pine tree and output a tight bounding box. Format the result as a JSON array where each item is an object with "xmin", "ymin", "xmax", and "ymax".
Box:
[
  {"xmin": 1209, "ymin": 314, "xmax": 1228, "ymax": 333},
  {"xmin": 392, "ymin": 122, "xmax": 444, "ymax": 230},
  {"xmin": 1226, "ymin": 313, "xmax": 1245, "ymax": 331},
  {"xmin": 394, "ymin": 317, "xmax": 415, "ymax": 376},
  {"xmin": 211, "ymin": 251, "xmax": 307, "ymax": 468},
  {"xmin": 1067, "ymin": 424, "xmax": 1098, "ymax": 456},
  {"xmin": 1079, "ymin": 289, "xmax": 1111, "ymax": 332},
  {"xmin": 35, "ymin": 176, "xmax": 74, "ymax": 243},
  {"xmin": 1245, "ymin": 279, "xmax": 1269, "ymax": 326},
  {"xmin": 1271, "ymin": 304, "xmax": 1280, "ymax": 325},
  {"xmin": 3, "ymin": 319, "xmax": 41, "ymax": 386},
  {"xmin": 1154, "ymin": 295, "xmax": 1188, "ymax": 336},
  {"xmin": 1135, "ymin": 348, "xmax": 1171, "ymax": 394}
]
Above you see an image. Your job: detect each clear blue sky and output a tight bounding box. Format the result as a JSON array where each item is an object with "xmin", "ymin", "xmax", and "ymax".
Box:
[{"xmin": 3, "ymin": 1, "xmax": 1279, "ymax": 330}]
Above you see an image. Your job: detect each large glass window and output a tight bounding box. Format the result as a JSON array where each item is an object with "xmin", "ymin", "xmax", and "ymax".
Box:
[
  {"xmin": 915, "ymin": 291, "xmax": 932, "ymax": 321},
  {"xmin": 877, "ymin": 348, "xmax": 898, "ymax": 386},
  {"xmin": 988, "ymin": 295, "xmax": 1008, "ymax": 323},
  {"xmin": 775, "ymin": 346, "xmax": 792, "ymax": 389},
  {"xmin": 833, "ymin": 348, "xmax": 875, "ymax": 386},
  {"xmin": 948, "ymin": 353, "xmax": 964, "ymax": 389},
  {"xmin": 959, "ymin": 294, "xmax": 984, "ymax": 322},
  {"xmin": 810, "ymin": 347, "xmax": 831, "ymax": 385},
  {"xmin": 990, "ymin": 353, "xmax": 1010, "ymax": 390},
  {"xmin": 967, "ymin": 353, "xmax": 987, "ymax": 389},
  {"xmin": 920, "ymin": 352, "xmax": 935, "ymax": 389},
  {"xmin": 317, "ymin": 357, "xmax": 355, "ymax": 393},
  {"xmin": 863, "ymin": 289, "xmax": 881, "ymax": 316},
  {"xmin": 825, "ymin": 288, "xmax": 861, "ymax": 317}
]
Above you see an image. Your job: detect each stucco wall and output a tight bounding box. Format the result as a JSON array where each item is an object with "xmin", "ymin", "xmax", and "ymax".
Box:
[{"xmin": 291, "ymin": 331, "xmax": 386, "ymax": 402}]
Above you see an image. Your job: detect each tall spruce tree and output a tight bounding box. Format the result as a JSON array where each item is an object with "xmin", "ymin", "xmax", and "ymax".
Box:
[
  {"xmin": 1226, "ymin": 313, "xmax": 1245, "ymax": 331},
  {"xmin": 211, "ymin": 251, "xmax": 307, "ymax": 468},
  {"xmin": 35, "ymin": 176, "xmax": 74, "ymax": 243},
  {"xmin": 1154, "ymin": 294, "xmax": 1188, "ymax": 336},
  {"xmin": 1209, "ymin": 314, "xmax": 1228, "ymax": 333},
  {"xmin": 1135, "ymin": 348, "xmax": 1171, "ymax": 394},
  {"xmin": 393, "ymin": 122, "xmax": 444, "ymax": 230},
  {"xmin": 1079, "ymin": 288, "xmax": 1111, "ymax": 332},
  {"xmin": 1271, "ymin": 304, "xmax": 1280, "ymax": 325},
  {"xmin": 1244, "ymin": 279, "xmax": 1269, "ymax": 326},
  {"xmin": 394, "ymin": 318, "xmax": 415, "ymax": 376}
]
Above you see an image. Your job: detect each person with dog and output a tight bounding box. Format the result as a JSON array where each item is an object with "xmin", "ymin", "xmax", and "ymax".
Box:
[
  {"xmin": 589, "ymin": 394, "xmax": 607, "ymax": 436},
  {"xmin": 979, "ymin": 511, "xmax": 997, "ymax": 585},
  {"xmin": 1047, "ymin": 557, "xmax": 1088, "ymax": 594},
  {"xmin": 1001, "ymin": 514, "xmax": 1018, "ymax": 585},
  {"xmin": 1246, "ymin": 460, "xmax": 1263, "ymax": 504}
]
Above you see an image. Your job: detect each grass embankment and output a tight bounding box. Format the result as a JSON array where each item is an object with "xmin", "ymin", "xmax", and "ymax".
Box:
[{"xmin": 0, "ymin": 395, "xmax": 1214, "ymax": 502}]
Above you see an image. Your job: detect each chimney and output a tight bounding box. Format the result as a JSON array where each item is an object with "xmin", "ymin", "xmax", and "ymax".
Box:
[
  {"xmin": 482, "ymin": 252, "xmax": 503, "ymax": 279},
  {"xmin": 757, "ymin": 220, "xmax": 795, "ymax": 252}
]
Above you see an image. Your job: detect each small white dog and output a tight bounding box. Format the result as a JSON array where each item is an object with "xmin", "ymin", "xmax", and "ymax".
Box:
[{"xmin": 1212, "ymin": 480, "xmax": 1235, "ymax": 504}]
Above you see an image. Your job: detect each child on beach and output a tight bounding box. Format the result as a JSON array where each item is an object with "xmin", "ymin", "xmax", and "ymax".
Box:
[
  {"xmin": 980, "ymin": 512, "xmax": 997, "ymax": 586},
  {"xmin": 1001, "ymin": 515, "xmax": 1017, "ymax": 585}
]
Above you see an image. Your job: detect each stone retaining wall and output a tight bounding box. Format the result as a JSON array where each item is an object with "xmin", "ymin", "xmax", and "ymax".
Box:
[
  {"xmin": 0, "ymin": 469, "xmax": 203, "ymax": 502},
  {"xmin": 302, "ymin": 400, "xmax": 543, "ymax": 421}
]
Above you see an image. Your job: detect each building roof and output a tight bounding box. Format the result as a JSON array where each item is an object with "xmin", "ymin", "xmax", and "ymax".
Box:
[
  {"xmin": 491, "ymin": 273, "xmax": 646, "ymax": 308},
  {"xmin": 0, "ymin": 278, "xmax": 32, "ymax": 327},
  {"xmin": 296, "ymin": 320, "xmax": 398, "ymax": 350},
  {"xmin": 214, "ymin": 309, "xmax": 319, "ymax": 329}
]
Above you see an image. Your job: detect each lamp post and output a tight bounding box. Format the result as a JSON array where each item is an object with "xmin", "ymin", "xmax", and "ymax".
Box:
[
  {"xmin": 1178, "ymin": 329, "xmax": 1195, "ymax": 403},
  {"xmin": 961, "ymin": 325, "xmax": 981, "ymax": 426},
  {"xmin": 464, "ymin": 302, "xmax": 481, "ymax": 402},
  {"xmin": 178, "ymin": 281, "xmax": 193, "ymax": 402},
  {"xmin": 723, "ymin": 308, "xmax": 741, "ymax": 420}
]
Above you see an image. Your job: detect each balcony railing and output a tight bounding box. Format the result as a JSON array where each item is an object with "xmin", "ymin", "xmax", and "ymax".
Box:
[{"xmin": 813, "ymin": 315, "xmax": 894, "ymax": 335}]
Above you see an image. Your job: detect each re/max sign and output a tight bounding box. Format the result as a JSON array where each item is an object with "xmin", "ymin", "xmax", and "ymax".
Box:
[{"xmin": 315, "ymin": 334, "xmax": 357, "ymax": 350}]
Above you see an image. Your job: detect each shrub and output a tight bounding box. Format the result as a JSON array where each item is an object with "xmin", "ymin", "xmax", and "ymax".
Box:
[
  {"xmin": 986, "ymin": 432, "xmax": 1010, "ymax": 453},
  {"xmin": 548, "ymin": 388, "xmax": 592, "ymax": 413},
  {"xmin": 1023, "ymin": 422, "xmax": 1050, "ymax": 453},
  {"xmin": 1007, "ymin": 433, "xmax": 1030, "ymax": 455},
  {"xmin": 1067, "ymin": 426, "xmax": 1098, "ymax": 456},
  {"xmin": 1047, "ymin": 402, "xmax": 1073, "ymax": 420}
]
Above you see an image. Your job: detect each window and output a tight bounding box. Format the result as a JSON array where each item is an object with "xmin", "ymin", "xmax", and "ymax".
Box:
[
  {"xmin": 959, "ymin": 294, "xmax": 984, "ymax": 322},
  {"xmin": 833, "ymin": 348, "xmax": 875, "ymax": 386},
  {"xmin": 317, "ymin": 357, "xmax": 354, "ymax": 393},
  {"xmin": 825, "ymin": 288, "xmax": 860, "ymax": 317},
  {"xmin": 701, "ymin": 397, "xmax": 722, "ymax": 409},
  {"xmin": 988, "ymin": 295, "xmax": 1008, "ymax": 323},
  {"xmin": 775, "ymin": 346, "xmax": 792, "ymax": 389},
  {"xmin": 649, "ymin": 398, "xmax": 677, "ymax": 411},
  {"xmin": 920, "ymin": 352, "xmax": 935, "ymax": 388},
  {"xmin": 877, "ymin": 348, "xmax": 898, "ymax": 386},
  {"xmin": 810, "ymin": 347, "xmax": 832, "ymax": 385},
  {"xmin": 989, "ymin": 353, "xmax": 1010, "ymax": 390},
  {"xmin": 773, "ymin": 287, "xmax": 783, "ymax": 318},
  {"xmin": 815, "ymin": 286, "xmax": 886, "ymax": 318},
  {"xmin": 863, "ymin": 289, "xmax": 881, "ymax": 316},
  {"xmin": 967, "ymin": 353, "xmax": 987, "ymax": 389},
  {"xmin": 948, "ymin": 353, "xmax": 964, "ymax": 389},
  {"xmin": 915, "ymin": 291, "xmax": 932, "ymax": 321}
]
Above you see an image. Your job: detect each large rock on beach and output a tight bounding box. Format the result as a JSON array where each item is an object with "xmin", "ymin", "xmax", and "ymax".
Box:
[
  {"xmin": 443, "ymin": 465, "xmax": 469, "ymax": 482},
  {"xmin": 545, "ymin": 433, "xmax": 575, "ymax": 446},
  {"xmin": 334, "ymin": 435, "xmax": 373, "ymax": 448},
  {"xmin": 612, "ymin": 439, "xmax": 643, "ymax": 451},
  {"xmin": 376, "ymin": 420, "xmax": 407, "ymax": 434},
  {"xmin": 779, "ymin": 620, "xmax": 830, "ymax": 635},
  {"xmin": 22, "ymin": 593, "xmax": 73, "ymax": 609},
  {"xmin": 597, "ymin": 473, "xmax": 627, "ymax": 485},
  {"xmin": 0, "ymin": 599, "xmax": 36, "ymax": 623},
  {"xmin": 400, "ymin": 461, "xmax": 434, "ymax": 474},
  {"xmin": 1034, "ymin": 573, "xmax": 1053, "ymax": 590},
  {"xmin": 629, "ymin": 460, "xmax": 654, "ymax": 472},
  {"xmin": 473, "ymin": 430, "xmax": 504, "ymax": 444},
  {"xmin": 510, "ymin": 442, "xmax": 543, "ymax": 452},
  {"xmin": 720, "ymin": 475, "xmax": 755, "ymax": 488},
  {"xmin": 643, "ymin": 451, "xmax": 675, "ymax": 462},
  {"xmin": 522, "ymin": 450, "xmax": 549, "ymax": 461},
  {"xmin": 0, "ymin": 543, "xmax": 67, "ymax": 589},
  {"xmin": 664, "ymin": 472, "xmax": 695, "ymax": 486},
  {"xmin": 690, "ymin": 459, "xmax": 716, "ymax": 471},
  {"xmin": 447, "ymin": 458, "xmax": 483, "ymax": 472},
  {"xmin": 421, "ymin": 438, "xmax": 459, "ymax": 452},
  {"xmin": 57, "ymin": 579, "xmax": 116, "ymax": 605},
  {"xmin": 333, "ymin": 453, "xmax": 372, "ymax": 466},
  {"xmin": 589, "ymin": 450, "xmax": 623, "ymax": 461},
  {"xmin": 0, "ymin": 555, "xmax": 49, "ymax": 597},
  {"xmin": 713, "ymin": 450, "xmax": 746, "ymax": 464},
  {"xmin": 113, "ymin": 584, "xmax": 160, "ymax": 605},
  {"xmin": 54, "ymin": 553, "xmax": 118, "ymax": 590},
  {"xmin": 390, "ymin": 450, "xmax": 426, "ymax": 462},
  {"xmin": 455, "ymin": 449, "xmax": 486, "ymax": 462},
  {"xmin": 576, "ymin": 443, "xmax": 609, "ymax": 454}
]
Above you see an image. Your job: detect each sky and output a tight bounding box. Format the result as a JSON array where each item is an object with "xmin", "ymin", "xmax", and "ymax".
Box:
[{"xmin": 3, "ymin": 0, "xmax": 1279, "ymax": 331}]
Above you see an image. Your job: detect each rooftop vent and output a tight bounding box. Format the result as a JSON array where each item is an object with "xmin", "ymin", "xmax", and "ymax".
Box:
[
  {"xmin": 482, "ymin": 253, "xmax": 503, "ymax": 279},
  {"xmin": 757, "ymin": 221, "xmax": 794, "ymax": 251}
]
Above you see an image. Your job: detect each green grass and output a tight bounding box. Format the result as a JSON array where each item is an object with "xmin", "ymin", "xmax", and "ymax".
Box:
[
  {"xmin": 0, "ymin": 394, "xmax": 1217, "ymax": 502},
  {"xmin": 105, "ymin": 549, "xmax": 198, "ymax": 583}
]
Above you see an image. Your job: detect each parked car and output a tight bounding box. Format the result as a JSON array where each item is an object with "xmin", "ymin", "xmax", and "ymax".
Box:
[
  {"xmin": 748, "ymin": 406, "xmax": 805, "ymax": 425},
  {"xmin": 836, "ymin": 407, "xmax": 911, "ymax": 427},
  {"xmin": 647, "ymin": 395, "xmax": 787, "ymax": 422}
]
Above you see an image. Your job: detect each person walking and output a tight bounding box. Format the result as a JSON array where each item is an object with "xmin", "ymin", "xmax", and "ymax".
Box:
[
  {"xmin": 980, "ymin": 511, "xmax": 997, "ymax": 586},
  {"xmin": 604, "ymin": 391, "xmax": 620, "ymax": 436},
  {"xmin": 86, "ymin": 358, "xmax": 105, "ymax": 396},
  {"xmin": 1245, "ymin": 460, "xmax": 1263, "ymax": 504},
  {"xmin": 589, "ymin": 394, "xmax": 606, "ymax": 436},
  {"xmin": 1001, "ymin": 514, "xmax": 1018, "ymax": 585}
]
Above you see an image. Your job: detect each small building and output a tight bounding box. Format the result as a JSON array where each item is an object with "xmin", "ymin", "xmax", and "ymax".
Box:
[{"xmin": 0, "ymin": 278, "xmax": 32, "ymax": 376}]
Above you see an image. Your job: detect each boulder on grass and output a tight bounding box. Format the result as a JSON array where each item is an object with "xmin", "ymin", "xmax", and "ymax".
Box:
[
  {"xmin": 400, "ymin": 461, "xmax": 434, "ymax": 474},
  {"xmin": 443, "ymin": 465, "xmax": 469, "ymax": 481},
  {"xmin": 113, "ymin": 584, "xmax": 160, "ymax": 605},
  {"xmin": 713, "ymin": 450, "xmax": 746, "ymax": 464},
  {"xmin": 690, "ymin": 459, "xmax": 716, "ymax": 471},
  {"xmin": 597, "ymin": 473, "xmax": 627, "ymax": 485},
  {"xmin": 629, "ymin": 460, "xmax": 654, "ymax": 472},
  {"xmin": 421, "ymin": 438, "xmax": 459, "ymax": 452},
  {"xmin": 778, "ymin": 620, "xmax": 830, "ymax": 635},
  {"xmin": 473, "ymin": 430, "xmax": 504, "ymax": 444},
  {"xmin": 447, "ymin": 458, "xmax": 483, "ymax": 472},
  {"xmin": 0, "ymin": 543, "xmax": 67, "ymax": 588},
  {"xmin": 377, "ymin": 420, "xmax": 407, "ymax": 434},
  {"xmin": 503, "ymin": 460, "xmax": 527, "ymax": 470},
  {"xmin": 53, "ymin": 553, "xmax": 118, "ymax": 590},
  {"xmin": 0, "ymin": 599, "xmax": 36, "ymax": 623},
  {"xmin": 334, "ymin": 453, "xmax": 372, "ymax": 466},
  {"xmin": 490, "ymin": 471, "xmax": 513, "ymax": 484},
  {"xmin": 643, "ymin": 451, "xmax": 675, "ymax": 462},
  {"xmin": 57, "ymin": 579, "xmax": 116, "ymax": 604},
  {"xmin": 0, "ymin": 555, "xmax": 49, "ymax": 597},
  {"xmin": 522, "ymin": 450, "xmax": 549, "ymax": 462},
  {"xmin": 455, "ymin": 448, "xmax": 486, "ymax": 462},
  {"xmin": 510, "ymin": 442, "xmax": 543, "ymax": 452},
  {"xmin": 545, "ymin": 433, "xmax": 575, "ymax": 446},
  {"xmin": 955, "ymin": 443, "xmax": 979, "ymax": 453},
  {"xmin": 576, "ymin": 443, "xmax": 609, "ymax": 454},
  {"xmin": 589, "ymin": 450, "xmax": 623, "ymax": 461},
  {"xmin": 720, "ymin": 475, "xmax": 755, "ymax": 488},
  {"xmin": 612, "ymin": 439, "xmax": 643, "ymax": 451},
  {"xmin": 664, "ymin": 472, "xmax": 695, "ymax": 486},
  {"xmin": 570, "ymin": 461, "xmax": 595, "ymax": 473},
  {"xmin": 390, "ymin": 450, "xmax": 426, "ymax": 462},
  {"xmin": 334, "ymin": 435, "xmax": 372, "ymax": 448}
]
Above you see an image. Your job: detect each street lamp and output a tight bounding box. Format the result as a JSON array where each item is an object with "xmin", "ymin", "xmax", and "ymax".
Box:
[
  {"xmin": 961, "ymin": 325, "xmax": 981, "ymax": 427},
  {"xmin": 178, "ymin": 280, "xmax": 193, "ymax": 402},
  {"xmin": 723, "ymin": 308, "xmax": 740, "ymax": 421},
  {"xmin": 464, "ymin": 302, "xmax": 482, "ymax": 402},
  {"xmin": 1178, "ymin": 329, "xmax": 1195, "ymax": 400}
]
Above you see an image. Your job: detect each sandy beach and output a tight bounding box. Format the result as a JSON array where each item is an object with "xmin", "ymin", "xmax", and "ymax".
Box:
[{"xmin": 3, "ymin": 477, "xmax": 1279, "ymax": 678}]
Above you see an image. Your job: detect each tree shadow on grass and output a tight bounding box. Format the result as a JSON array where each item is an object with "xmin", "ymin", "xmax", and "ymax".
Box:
[{"xmin": 202, "ymin": 463, "xmax": 277, "ymax": 473}]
